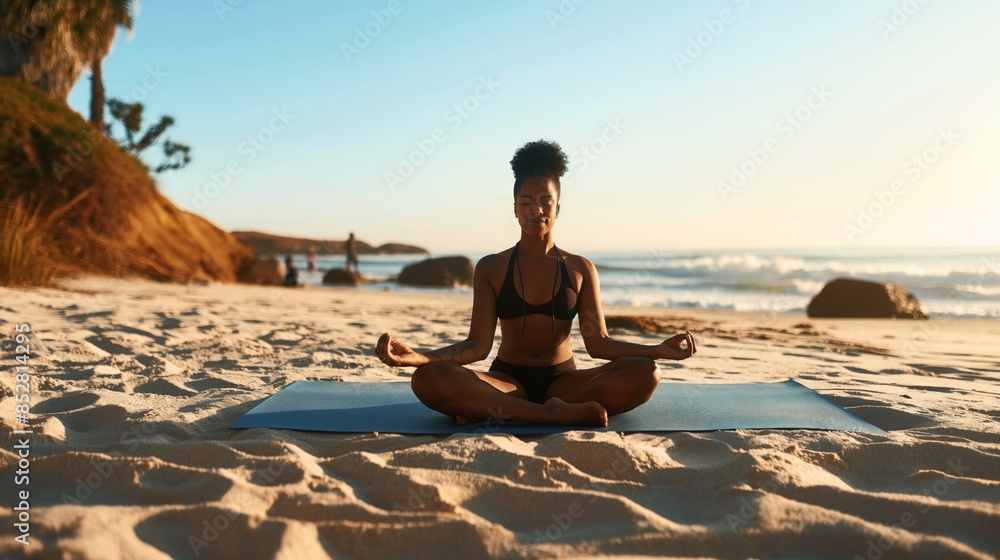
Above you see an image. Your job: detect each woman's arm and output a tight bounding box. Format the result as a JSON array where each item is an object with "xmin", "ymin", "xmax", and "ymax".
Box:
[
  {"xmin": 576, "ymin": 257, "xmax": 696, "ymax": 361},
  {"xmin": 375, "ymin": 255, "xmax": 499, "ymax": 367}
]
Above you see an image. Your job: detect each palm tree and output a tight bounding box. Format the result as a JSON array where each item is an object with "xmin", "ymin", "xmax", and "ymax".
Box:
[
  {"xmin": 77, "ymin": 0, "xmax": 136, "ymax": 131},
  {"xmin": 0, "ymin": 0, "xmax": 136, "ymax": 118},
  {"xmin": 0, "ymin": 0, "xmax": 87, "ymax": 100}
]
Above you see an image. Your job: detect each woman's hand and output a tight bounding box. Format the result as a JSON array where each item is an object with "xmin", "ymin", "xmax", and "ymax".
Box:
[
  {"xmin": 655, "ymin": 331, "xmax": 697, "ymax": 360},
  {"xmin": 375, "ymin": 333, "xmax": 428, "ymax": 367}
]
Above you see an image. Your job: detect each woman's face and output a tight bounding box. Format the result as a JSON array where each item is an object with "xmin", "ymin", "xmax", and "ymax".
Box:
[{"xmin": 514, "ymin": 177, "xmax": 559, "ymax": 236}]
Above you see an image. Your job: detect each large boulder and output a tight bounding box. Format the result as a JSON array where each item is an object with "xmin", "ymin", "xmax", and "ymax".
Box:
[
  {"xmin": 807, "ymin": 278, "xmax": 929, "ymax": 319},
  {"xmin": 322, "ymin": 268, "xmax": 365, "ymax": 286},
  {"xmin": 237, "ymin": 257, "xmax": 283, "ymax": 285},
  {"xmin": 398, "ymin": 256, "xmax": 474, "ymax": 287}
]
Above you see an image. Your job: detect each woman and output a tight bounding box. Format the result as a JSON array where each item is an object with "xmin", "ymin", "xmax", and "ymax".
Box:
[{"xmin": 375, "ymin": 140, "xmax": 696, "ymax": 426}]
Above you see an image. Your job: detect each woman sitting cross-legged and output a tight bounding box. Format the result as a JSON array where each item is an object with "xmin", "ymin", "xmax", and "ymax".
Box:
[{"xmin": 375, "ymin": 140, "xmax": 696, "ymax": 426}]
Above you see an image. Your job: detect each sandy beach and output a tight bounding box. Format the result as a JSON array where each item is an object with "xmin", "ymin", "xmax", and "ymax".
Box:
[{"xmin": 1, "ymin": 277, "xmax": 998, "ymax": 559}]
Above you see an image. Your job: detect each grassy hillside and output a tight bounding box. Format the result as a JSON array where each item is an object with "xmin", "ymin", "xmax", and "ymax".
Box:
[{"xmin": 0, "ymin": 76, "xmax": 254, "ymax": 285}]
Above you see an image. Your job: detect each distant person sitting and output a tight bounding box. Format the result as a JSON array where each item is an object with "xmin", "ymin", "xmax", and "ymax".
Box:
[
  {"xmin": 346, "ymin": 232, "xmax": 360, "ymax": 273},
  {"xmin": 283, "ymin": 255, "xmax": 299, "ymax": 287}
]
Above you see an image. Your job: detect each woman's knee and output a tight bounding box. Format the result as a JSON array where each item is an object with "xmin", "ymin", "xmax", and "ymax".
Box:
[
  {"xmin": 616, "ymin": 357, "xmax": 659, "ymax": 385},
  {"xmin": 411, "ymin": 362, "xmax": 443, "ymax": 390},
  {"xmin": 597, "ymin": 357, "xmax": 659, "ymax": 412},
  {"xmin": 411, "ymin": 362, "xmax": 460, "ymax": 403}
]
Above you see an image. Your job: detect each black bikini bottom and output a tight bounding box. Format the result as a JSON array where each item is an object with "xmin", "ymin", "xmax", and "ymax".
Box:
[{"xmin": 490, "ymin": 357, "xmax": 577, "ymax": 403}]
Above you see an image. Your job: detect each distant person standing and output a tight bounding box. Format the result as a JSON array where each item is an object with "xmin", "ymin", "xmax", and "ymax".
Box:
[
  {"xmin": 307, "ymin": 245, "xmax": 317, "ymax": 273},
  {"xmin": 283, "ymin": 255, "xmax": 299, "ymax": 287},
  {"xmin": 346, "ymin": 232, "xmax": 360, "ymax": 273}
]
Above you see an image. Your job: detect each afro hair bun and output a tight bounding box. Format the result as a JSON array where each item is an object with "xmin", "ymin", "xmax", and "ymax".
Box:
[{"xmin": 510, "ymin": 140, "xmax": 568, "ymax": 182}]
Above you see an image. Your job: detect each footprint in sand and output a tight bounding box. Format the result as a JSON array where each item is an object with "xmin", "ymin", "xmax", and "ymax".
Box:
[
  {"xmin": 135, "ymin": 507, "xmax": 285, "ymax": 559},
  {"xmin": 124, "ymin": 464, "xmax": 234, "ymax": 504},
  {"xmin": 30, "ymin": 391, "xmax": 100, "ymax": 414},
  {"xmin": 65, "ymin": 309, "xmax": 116, "ymax": 322},
  {"xmin": 265, "ymin": 489, "xmax": 367, "ymax": 521},
  {"xmin": 902, "ymin": 384, "xmax": 955, "ymax": 394},
  {"xmin": 112, "ymin": 325, "xmax": 168, "ymax": 345},
  {"xmin": 185, "ymin": 377, "xmax": 240, "ymax": 391},
  {"xmin": 261, "ymin": 330, "xmax": 303, "ymax": 345},
  {"xmin": 29, "ymin": 453, "xmax": 233, "ymax": 506},
  {"xmin": 316, "ymin": 519, "xmax": 488, "ymax": 559},
  {"xmin": 154, "ymin": 312, "xmax": 183, "ymax": 329},
  {"xmin": 84, "ymin": 334, "xmax": 133, "ymax": 355},
  {"xmin": 58, "ymin": 404, "xmax": 130, "ymax": 438},
  {"xmin": 135, "ymin": 378, "xmax": 198, "ymax": 397},
  {"xmin": 826, "ymin": 396, "xmax": 936, "ymax": 430},
  {"xmin": 906, "ymin": 363, "xmax": 971, "ymax": 375}
]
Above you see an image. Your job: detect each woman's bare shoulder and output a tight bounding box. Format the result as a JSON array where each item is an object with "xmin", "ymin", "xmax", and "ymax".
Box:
[
  {"xmin": 477, "ymin": 249, "xmax": 513, "ymax": 264},
  {"xmin": 475, "ymin": 249, "xmax": 514, "ymax": 276},
  {"xmin": 558, "ymin": 248, "xmax": 596, "ymax": 274}
]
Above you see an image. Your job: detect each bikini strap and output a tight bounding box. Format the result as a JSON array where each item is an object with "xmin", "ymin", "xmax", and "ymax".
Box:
[{"xmin": 505, "ymin": 242, "xmax": 519, "ymax": 282}]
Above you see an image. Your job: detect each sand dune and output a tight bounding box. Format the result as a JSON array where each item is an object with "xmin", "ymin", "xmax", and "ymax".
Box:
[{"xmin": 1, "ymin": 278, "xmax": 998, "ymax": 559}]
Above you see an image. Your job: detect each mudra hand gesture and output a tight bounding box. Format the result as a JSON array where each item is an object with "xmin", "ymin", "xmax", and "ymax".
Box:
[
  {"xmin": 655, "ymin": 331, "xmax": 697, "ymax": 360},
  {"xmin": 375, "ymin": 333, "xmax": 427, "ymax": 367}
]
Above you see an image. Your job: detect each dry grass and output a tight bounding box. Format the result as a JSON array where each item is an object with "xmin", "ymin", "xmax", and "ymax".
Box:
[
  {"xmin": 0, "ymin": 190, "xmax": 91, "ymax": 286},
  {"xmin": 1, "ymin": 197, "xmax": 57, "ymax": 286}
]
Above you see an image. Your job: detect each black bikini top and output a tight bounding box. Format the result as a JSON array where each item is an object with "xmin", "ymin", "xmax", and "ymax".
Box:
[{"xmin": 496, "ymin": 243, "xmax": 579, "ymax": 330}]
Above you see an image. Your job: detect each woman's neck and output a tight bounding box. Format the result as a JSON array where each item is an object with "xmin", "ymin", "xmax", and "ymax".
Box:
[{"xmin": 518, "ymin": 233, "xmax": 555, "ymax": 256}]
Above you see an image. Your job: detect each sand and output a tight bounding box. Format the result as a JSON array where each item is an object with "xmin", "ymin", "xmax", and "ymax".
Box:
[{"xmin": 1, "ymin": 277, "xmax": 998, "ymax": 559}]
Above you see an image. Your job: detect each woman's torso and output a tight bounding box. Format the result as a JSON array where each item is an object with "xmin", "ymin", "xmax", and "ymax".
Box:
[{"xmin": 483, "ymin": 244, "xmax": 584, "ymax": 367}]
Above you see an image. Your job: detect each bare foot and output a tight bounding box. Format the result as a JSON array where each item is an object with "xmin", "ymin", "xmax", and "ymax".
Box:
[{"xmin": 543, "ymin": 398, "xmax": 608, "ymax": 426}]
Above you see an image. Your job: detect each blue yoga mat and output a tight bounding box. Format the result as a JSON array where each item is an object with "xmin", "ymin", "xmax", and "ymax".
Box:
[{"xmin": 230, "ymin": 379, "xmax": 885, "ymax": 435}]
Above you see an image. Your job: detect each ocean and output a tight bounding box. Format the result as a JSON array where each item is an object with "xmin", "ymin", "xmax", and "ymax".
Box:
[{"xmin": 290, "ymin": 247, "xmax": 1000, "ymax": 321}]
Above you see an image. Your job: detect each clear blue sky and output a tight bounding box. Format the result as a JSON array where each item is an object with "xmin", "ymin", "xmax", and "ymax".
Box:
[{"xmin": 67, "ymin": 0, "xmax": 1000, "ymax": 253}]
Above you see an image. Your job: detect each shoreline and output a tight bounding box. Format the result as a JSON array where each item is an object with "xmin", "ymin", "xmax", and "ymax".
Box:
[
  {"xmin": 57, "ymin": 274, "xmax": 1000, "ymax": 323},
  {"xmin": 279, "ymin": 244, "xmax": 1000, "ymax": 322}
]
